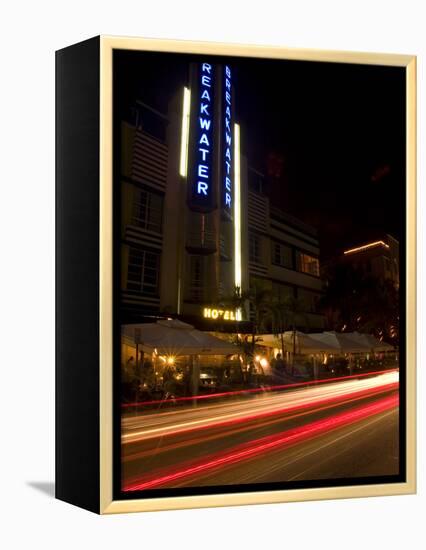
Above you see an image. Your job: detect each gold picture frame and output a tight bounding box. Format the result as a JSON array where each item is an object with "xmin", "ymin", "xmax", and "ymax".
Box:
[{"xmin": 56, "ymin": 35, "xmax": 416, "ymax": 514}]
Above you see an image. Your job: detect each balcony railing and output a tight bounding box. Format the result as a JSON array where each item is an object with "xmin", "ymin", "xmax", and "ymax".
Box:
[
  {"xmin": 219, "ymin": 235, "xmax": 232, "ymax": 260},
  {"xmin": 186, "ymin": 229, "xmax": 216, "ymax": 254}
]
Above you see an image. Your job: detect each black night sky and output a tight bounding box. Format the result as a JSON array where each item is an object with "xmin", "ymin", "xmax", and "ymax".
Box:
[{"xmin": 114, "ymin": 50, "xmax": 406, "ymax": 261}]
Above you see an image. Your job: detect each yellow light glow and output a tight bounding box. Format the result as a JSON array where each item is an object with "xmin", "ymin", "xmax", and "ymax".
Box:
[
  {"xmin": 166, "ymin": 356, "xmax": 175, "ymax": 365},
  {"xmin": 179, "ymin": 87, "xmax": 191, "ymax": 177},
  {"xmin": 234, "ymin": 123, "xmax": 242, "ymax": 321},
  {"xmin": 260, "ymin": 358, "xmax": 268, "ymax": 368},
  {"xmin": 203, "ymin": 307, "xmax": 236, "ymax": 321},
  {"xmin": 255, "ymin": 355, "xmax": 261, "ymax": 362},
  {"xmin": 344, "ymin": 240, "xmax": 390, "ymax": 255}
]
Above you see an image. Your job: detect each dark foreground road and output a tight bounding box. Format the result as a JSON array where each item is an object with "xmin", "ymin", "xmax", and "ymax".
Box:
[{"xmin": 121, "ymin": 370, "xmax": 399, "ymax": 491}]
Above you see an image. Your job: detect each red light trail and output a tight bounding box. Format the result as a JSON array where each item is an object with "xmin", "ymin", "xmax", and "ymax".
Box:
[
  {"xmin": 122, "ymin": 382, "xmax": 398, "ymax": 462},
  {"xmin": 123, "ymin": 393, "xmax": 398, "ymax": 492},
  {"xmin": 122, "ymin": 368, "xmax": 398, "ymax": 409},
  {"xmin": 122, "ymin": 381, "xmax": 398, "ymax": 445}
]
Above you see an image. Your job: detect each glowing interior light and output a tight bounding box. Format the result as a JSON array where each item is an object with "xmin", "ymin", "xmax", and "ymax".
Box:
[
  {"xmin": 234, "ymin": 123, "xmax": 242, "ymax": 320},
  {"xmin": 179, "ymin": 87, "xmax": 191, "ymax": 177},
  {"xmin": 344, "ymin": 240, "xmax": 390, "ymax": 255}
]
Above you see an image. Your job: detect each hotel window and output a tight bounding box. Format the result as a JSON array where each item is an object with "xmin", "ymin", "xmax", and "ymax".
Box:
[
  {"xmin": 132, "ymin": 188, "xmax": 163, "ymax": 233},
  {"xmin": 272, "ymin": 282, "xmax": 294, "ymax": 302},
  {"xmin": 134, "ymin": 104, "xmax": 168, "ymax": 142},
  {"xmin": 126, "ymin": 247, "xmax": 159, "ymax": 295},
  {"xmin": 296, "ymin": 251, "xmax": 320, "ymax": 276},
  {"xmin": 383, "ymin": 257, "xmax": 392, "ymax": 276},
  {"xmin": 248, "ymin": 169, "xmax": 265, "ymax": 194},
  {"xmin": 187, "ymin": 212, "xmax": 216, "ymax": 251},
  {"xmin": 297, "ymin": 289, "xmax": 320, "ymax": 313},
  {"xmin": 272, "ymin": 242, "xmax": 293, "ymax": 269},
  {"xmin": 189, "ymin": 255, "xmax": 204, "ymax": 302},
  {"xmin": 249, "ymin": 233, "xmax": 261, "ymax": 264}
]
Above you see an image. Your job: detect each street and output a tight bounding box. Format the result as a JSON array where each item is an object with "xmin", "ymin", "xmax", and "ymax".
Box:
[{"xmin": 121, "ymin": 370, "xmax": 399, "ymax": 491}]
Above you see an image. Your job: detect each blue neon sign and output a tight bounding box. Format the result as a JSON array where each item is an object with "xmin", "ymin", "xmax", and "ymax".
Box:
[
  {"xmin": 222, "ymin": 65, "xmax": 233, "ymax": 215},
  {"xmin": 190, "ymin": 62, "xmax": 215, "ymax": 210}
]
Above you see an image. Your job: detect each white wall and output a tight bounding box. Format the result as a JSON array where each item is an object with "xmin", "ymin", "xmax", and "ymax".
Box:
[{"xmin": 1, "ymin": 1, "xmax": 424, "ymax": 549}]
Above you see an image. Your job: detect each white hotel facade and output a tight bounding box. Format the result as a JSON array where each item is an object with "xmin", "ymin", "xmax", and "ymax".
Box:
[{"xmin": 119, "ymin": 61, "xmax": 324, "ymax": 332}]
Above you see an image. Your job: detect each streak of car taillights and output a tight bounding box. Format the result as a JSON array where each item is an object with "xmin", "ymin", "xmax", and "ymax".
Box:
[
  {"xmin": 123, "ymin": 393, "xmax": 398, "ymax": 492},
  {"xmin": 122, "ymin": 380, "xmax": 398, "ymax": 444},
  {"xmin": 121, "ymin": 368, "xmax": 399, "ymax": 409}
]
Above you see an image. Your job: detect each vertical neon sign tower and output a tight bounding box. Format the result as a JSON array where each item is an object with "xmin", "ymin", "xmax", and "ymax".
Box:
[
  {"xmin": 222, "ymin": 65, "xmax": 233, "ymax": 215},
  {"xmin": 234, "ymin": 122, "xmax": 242, "ymax": 320},
  {"xmin": 188, "ymin": 62, "xmax": 216, "ymax": 212},
  {"xmin": 178, "ymin": 61, "xmax": 242, "ymax": 320}
]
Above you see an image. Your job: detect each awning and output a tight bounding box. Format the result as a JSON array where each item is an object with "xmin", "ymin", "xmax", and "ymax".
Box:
[
  {"xmin": 257, "ymin": 330, "xmax": 393, "ymax": 354},
  {"xmin": 121, "ymin": 319, "xmax": 239, "ymax": 356},
  {"xmin": 257, "ymin": 332, "xmax": 340, "ymax": 353},
  {"xmin": 342, "ymin": 331, "xmax": 395, "ymax": 352}
]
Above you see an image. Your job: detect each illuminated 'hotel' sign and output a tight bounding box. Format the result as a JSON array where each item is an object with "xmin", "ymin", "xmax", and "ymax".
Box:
[
  {"xmin": 203, "ymin": 308, "xmax": 236, "ymax": 321},
  {"xmin": 190, "ymin": 62, "xmax": 215, "ymax": 210},
  {"xmin": 222, "ymin": 65, "xmax": 233, "ymax": 215}
]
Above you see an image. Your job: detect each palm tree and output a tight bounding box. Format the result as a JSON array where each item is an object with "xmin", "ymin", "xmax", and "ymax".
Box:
[
  {"xmin": 223, "ymin": 285, "xmax": 245, "ymax": 343},
  {"xmin": 245, "ymin": 282, "xmax": 272, "ymax": 355},
  {"xmin": 358, "ymin": 278, "xmax": 399, "ymax": 344},
  {"xmin": 221, "ymin": 282, "xmax": 271, "ymax": 356},
  {"xmin": 283, "ymin": 295, "xmax": 309, "ymax": 375},
  {"xmin": 266, "ymin": 293, "xmax": 309, "ymax": 375},
  {"xmin": 320, "ymin": 263, "xmax": 399, "ymax": 344},
  {"xmin": 269, "ymin": 298, "xmax": 287, "ymax": 357}
]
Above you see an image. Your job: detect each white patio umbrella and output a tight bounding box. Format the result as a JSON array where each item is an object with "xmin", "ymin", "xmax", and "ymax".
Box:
[
  {"xmin": 344, "ymin": 331, "xmax": 394, "ymax": 352},
  {"xmin": 308, "ymin": 331, "xmax": 371, "ymax": 354},
  {"xmin": 257, "ymin": 332, "xmax": 340, "ymax": 354},
  {"xmin": 285, "ymin": 331, "xmax": 341, "ymax": 354},
  {"xmin": 121, "ymin": 319, "xmax": 239, "ymax": 356}
]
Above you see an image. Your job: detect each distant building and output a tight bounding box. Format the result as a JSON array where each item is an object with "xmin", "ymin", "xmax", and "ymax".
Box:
[
  {"xmin": 341, "ymin": 235, "xmax": 399, "ymax": 287},
  {"xmin": 118, "ymin": 61, "xmax": 324, "ymax": 332}
]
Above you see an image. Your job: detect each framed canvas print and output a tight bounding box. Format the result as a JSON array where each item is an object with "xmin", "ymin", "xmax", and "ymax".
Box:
[{"xmin": 55, "ymin": 36, "xmax": 416, "ymax": 514}]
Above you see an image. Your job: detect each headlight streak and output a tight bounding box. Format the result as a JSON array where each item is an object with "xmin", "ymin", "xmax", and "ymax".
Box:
[
  {"xmin": 122, "ymin": 383, "xmax": 398, "ymax": 463},
  {"xmin": 122, "ymin": 381, "xmax": 398, "ymax": 444},
  {"xmin": 121, "ymin": 368, "xmax": 399, "ymax": 409},
  {"xmin": 123, "ymin": 393, "xmax": 399, "ymax": 492},
  {"xmin": 123, "ymin": 370, "xmax": 399, "ymax": 431}
]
